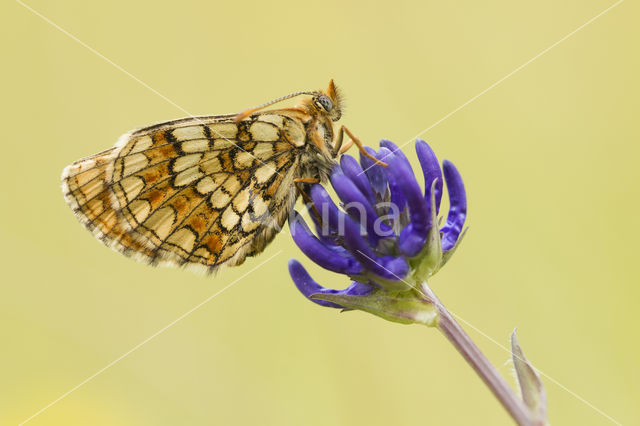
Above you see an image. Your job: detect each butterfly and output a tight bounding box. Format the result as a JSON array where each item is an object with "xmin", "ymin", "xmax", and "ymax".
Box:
[{"xmin": 61, "ymin": 80, "xmax": 385, "ymax": 273}]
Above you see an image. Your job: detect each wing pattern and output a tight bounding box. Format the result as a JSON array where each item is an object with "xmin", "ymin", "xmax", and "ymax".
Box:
[{"xmin": 62, "ymin": 113, "xmax": 307, "ymax": 272}]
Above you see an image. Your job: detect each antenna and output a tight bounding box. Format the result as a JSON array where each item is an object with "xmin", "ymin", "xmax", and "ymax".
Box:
[{"xmin": 234, "ymin": 91, "xmax": 318, "ymax": 122}]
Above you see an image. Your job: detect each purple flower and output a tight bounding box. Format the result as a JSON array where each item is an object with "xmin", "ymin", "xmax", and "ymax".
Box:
[{"xmin": 288, "ymin": 139, "xmax": 467, "ymax": 322}]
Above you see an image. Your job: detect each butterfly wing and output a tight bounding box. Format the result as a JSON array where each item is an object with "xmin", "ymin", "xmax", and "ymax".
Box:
[{"xmin": 62, "ymin": 113, "xmax": 308, "ymax": 273}]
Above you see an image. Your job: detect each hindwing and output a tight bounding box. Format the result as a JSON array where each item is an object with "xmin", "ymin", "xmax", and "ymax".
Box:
[{"xmin": 62, "ymin": 113, "xmax": 307, "ymax": 272}]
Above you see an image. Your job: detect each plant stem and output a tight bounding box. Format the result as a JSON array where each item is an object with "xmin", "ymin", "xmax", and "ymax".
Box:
[{"xmin": 420, "ymin": 283, "xmax": 534, "ymax": 426}]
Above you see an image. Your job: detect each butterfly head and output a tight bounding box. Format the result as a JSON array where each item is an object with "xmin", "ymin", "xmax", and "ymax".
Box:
[{"xmin": 311, "ymin": 79, "xmax": 343, "ymax": 122}]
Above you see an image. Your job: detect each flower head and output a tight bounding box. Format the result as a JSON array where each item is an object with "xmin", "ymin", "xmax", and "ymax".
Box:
[{"xmin": 288, "ymin": 139, "xmax": 467, "ymax": 324}]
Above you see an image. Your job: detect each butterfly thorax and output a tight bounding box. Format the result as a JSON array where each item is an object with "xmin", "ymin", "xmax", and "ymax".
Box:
[
  {"xmin": 297, "ymin": 113, "xmax": 338, "ymax": 183},
  {"xmin": 285, "ymin": 87, "xmax": 344, "ymax": 183}
]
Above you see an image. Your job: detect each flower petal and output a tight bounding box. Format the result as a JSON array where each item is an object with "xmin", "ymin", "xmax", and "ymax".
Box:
[
  {"xmin": 304, "ymin": 199, "xmax": 349, "ymax": 251},
  {"xmin": 380, "ymin": 139, "xmax": 413, "ymax": 172},
  {"xmin": 344, "ymin": 281, "xmax": 375, "ymax": 296},
  {"xmin": 331, "ymin": 169, "xmax": 394, "ymax": 242},
  {"xmin": 440, "ymin": 160, "xmax": 467, "ymax": 251},
  {"xmin": 398, "ymin": 223, "xmax": 426, "ymax": 258},
  {"xmin": 288, "ymin": 259, "xmax": 345, "ymax": 308},
  {"xmin": 340, "ymin": 154, "xmax": 376, "ymax": 205},
  {"xmin": 288, "ymin": 259, "xmax": 375, "ymax": 309},
  {"xmin": 384, "ymin": 147, "xmax": 430, "ymax": 257},
  {"xmin": 309, "ymin": 184, "xmax": 344, "ymax": 234},
  {"xmin": 289, "ymin": 211, "xmax": 363, "ymax": 275},
  {"xmin": 377, "ymin": 147, "xmax": 407, "ymax": 214},
  {"xmin": 359, "ymin": 146, "xmax": 388, "ymax": 199},
  {"xmin": 416, "ymin": 140, "xmax": 443, "ymax": 213},
  {"xmin": 342, "ymin": 214, "xmax": 409, "ymax": 280}
]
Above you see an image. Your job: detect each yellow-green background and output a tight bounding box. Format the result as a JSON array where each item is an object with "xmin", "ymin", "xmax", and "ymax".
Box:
[{"xmin": 1, "ymin": 0, "xmax": 638, "ymax": 424}]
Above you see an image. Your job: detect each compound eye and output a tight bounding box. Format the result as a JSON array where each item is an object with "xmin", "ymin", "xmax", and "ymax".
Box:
[{"xmin": 315, "ymin": 95, "xmax": 333, "ymax": 112}]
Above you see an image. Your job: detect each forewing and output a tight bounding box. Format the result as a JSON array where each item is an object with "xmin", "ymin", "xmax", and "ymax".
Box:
[{"xmin": 62, "ymin": 113, "xmax": 307, "ymax": 272}]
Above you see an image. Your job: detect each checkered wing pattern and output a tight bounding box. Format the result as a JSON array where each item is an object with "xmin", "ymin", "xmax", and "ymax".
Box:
[{"xmin": 62, "ymin": 113, "xmax": 307, "ymax": 272}]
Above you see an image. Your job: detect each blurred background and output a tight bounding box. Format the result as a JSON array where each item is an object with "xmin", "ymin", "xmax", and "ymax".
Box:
[{"xmin": 1, "ymin": 0, "xmax": 638, "ymax": 424}]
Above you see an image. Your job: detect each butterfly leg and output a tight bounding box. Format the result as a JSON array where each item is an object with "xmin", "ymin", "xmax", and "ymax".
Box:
[
  {"xmin": 338, "ymin": 139, "xmax": 354, "ymax": 154},
  {"xmin": 332, "ymin": 125, "xmax": 355, "ymax": 155},
  {"xmin": 335, "ymin": 125, "xmax": 387, "ymax": 166},
  {"xmin": 331, "ymin": 127, "xmax": 347, "ymax": 156},
  {"xmin": 294, "ymin": 178, "xmax": 320, "ymax": 184}
]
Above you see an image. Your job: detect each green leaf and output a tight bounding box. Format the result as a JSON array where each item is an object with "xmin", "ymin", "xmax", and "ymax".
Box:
[
  {"xmin": 311, "ymin": 292, "xmax": 439, "ymax": 326},
  {"xmin": 511, "ymin": 330, "xmax": 547, "ymax": 425},
  {"xmin": 411, "ymin": 179, "xmax": 443, "ymax": 282},
  {"xmin": 440, "ymin": 227, "xmax": 467, "ymax": 268}
]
